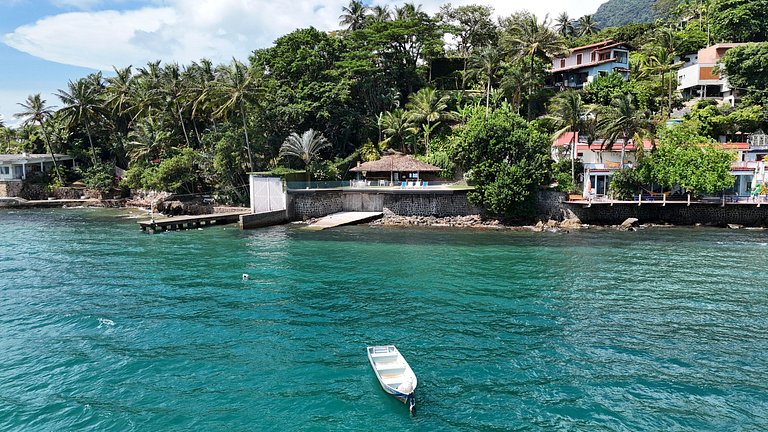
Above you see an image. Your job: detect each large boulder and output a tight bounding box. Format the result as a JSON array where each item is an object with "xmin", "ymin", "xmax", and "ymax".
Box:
[
  {"xmin": 560, "ymin": 218, "xmax": 583, "ymax": 229},
  {"xmin": 620, "ymin": 218, "xmax": 639, "ymax": 229}
]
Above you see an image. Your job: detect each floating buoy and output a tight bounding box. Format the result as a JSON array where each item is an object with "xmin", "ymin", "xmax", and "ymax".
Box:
[{"xmin": 242, "ymin": 273, "xmax": 249, "ymax": 281}]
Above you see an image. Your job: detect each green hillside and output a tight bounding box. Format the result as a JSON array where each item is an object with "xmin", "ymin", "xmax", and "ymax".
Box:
[{"xmin": 592, "ymin": 0, "xmax": 658, "ymax": 28}]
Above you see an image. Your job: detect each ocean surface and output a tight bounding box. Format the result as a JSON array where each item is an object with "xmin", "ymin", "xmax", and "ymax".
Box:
[{"xmin": 1, "ymin": 208, "xmax": 767, "ymax": 431}]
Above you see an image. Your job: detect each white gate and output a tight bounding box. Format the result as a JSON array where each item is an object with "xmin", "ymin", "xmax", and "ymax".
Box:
[{"xmin": 249, "ymin": 176, "xmax": 286, "ymax": 213}]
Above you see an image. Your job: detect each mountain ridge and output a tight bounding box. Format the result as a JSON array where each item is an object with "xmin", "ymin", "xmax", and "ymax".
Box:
[{"xmin": 592, "ymin": 0, "xmax": 658, "ymax": 29}]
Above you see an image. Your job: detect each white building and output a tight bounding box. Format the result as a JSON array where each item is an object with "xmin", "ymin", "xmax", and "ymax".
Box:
[
  {"xmin": 677, "ymin": 43, "xmax": 745, "ymax": 106},
  {"xmin": 0, "ymin": 153, "xmax": 74, "ymax": 181}
]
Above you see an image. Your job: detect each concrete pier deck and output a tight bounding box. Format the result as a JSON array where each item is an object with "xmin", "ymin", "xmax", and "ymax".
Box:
[
  {"xmin": 305, "ymin": 211, "xmax": 383, "ymax": 231},
  {"xmin": 138, "ymin": 211, "xmax": 249, "ymax": 232}
]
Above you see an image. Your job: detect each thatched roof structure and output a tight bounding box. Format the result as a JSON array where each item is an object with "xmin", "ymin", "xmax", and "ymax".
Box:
[{"xmin": 350, "ymin": 153, "xmax": 441, "ymax": 173}]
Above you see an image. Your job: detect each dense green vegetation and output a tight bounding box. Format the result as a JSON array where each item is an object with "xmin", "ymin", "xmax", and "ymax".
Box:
[
  {"xmin": 593, "ymin": 0, "xmax": 658, "ymax": 28},
  {"xmin": 1, "ymin": 0, "xmax": 767, "ymax": 219}
]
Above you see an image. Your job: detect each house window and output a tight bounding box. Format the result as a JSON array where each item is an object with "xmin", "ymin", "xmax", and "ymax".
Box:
[
  {"xmin": 599, "ymin": 71, "xmax": 608, "ymax": 77},
  {"xmin": 0, "ymin": 167, "xmax": 9, "ymax": 175},
  {"xmin": 591, "ymin": 51, "xmax": 596, "ymax": 62},
  {"xmin": 560, "ymin": 59, "xmax": 565, "ymax": 68},
  {"xmin": 576, "ymin": 54, "xmax": 582, "ymax": 65},
  {"xmin": 590, "ymin": 175, "xmax": 612, "ymax": 196},
  {"xmin": 616, "ymin": 52, "xmax": 628, "ymax": 64}
]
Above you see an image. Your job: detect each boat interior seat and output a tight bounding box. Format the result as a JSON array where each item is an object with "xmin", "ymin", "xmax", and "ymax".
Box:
[
  {"xmin": 378, "ymin": 366, "xmax": 406, "ymax": 375},
  {"xmin": 372, "ymin": 354, "xmax": 398, "ymax": 363}
]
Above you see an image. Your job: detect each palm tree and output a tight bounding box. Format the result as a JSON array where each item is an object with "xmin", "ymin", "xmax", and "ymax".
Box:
[
  {"xmin": 395, "ymin": 3, "xmax": 423, "ymax": 20},
  {"xmin": 555, "ymin": 12, "xmax": 574, "ymax": 38},
  {"xmin": 470, "ymin": 46, "xmax": 503, "ymax": 117},
  {"xmin": 577, "ymin": 15, "xmax": 599, "ymax": 36},
  {"xmin": 160, "ymin": 63, "xmax": 192, "ymax": 148},
  {"xmin": 15, "ymin": 94, "xmax": 63, "ymax": 184},
  {"xmin": 650, "ymin": 29, "xmax": 682, "ymax": 117},
  {"xmin": 506, "ymin": 14, "xmax": 568, "ymax": 120},
  {"xmin": 279, "ymin": 129, "xmax": 331, "ymax": 184},
  {"xmin": 133, "ymin": 61, "xmax": 164, "ymax": 119},
  {"xmin": 370, "ymin": 5, "xmax": 391, "ymax": 22},
  {"xmin": 104, "ymin": 66, "xmax": 135, "ymax": 134},
  {"xmin": 380, "ymin": 109, "xmax": 417, "ymax": 153},
  {"xmin": 598, "ymin": 94, "xmax": 654, "ymax": 168},
  {"xmin": 548, "ymin": 91, "xmax": 588, "ymax": 181},
  {"xmin": 339, "ymin": 0, "xmax": 369, "ymax": 31},
  {"xmin": 406, "ymin": 88, "xmax": 451, "ymax": 154},
  {"xmin": 213, "ymin": 59, "xmax": 261, "ymax": 171},
  {"xmin": 56, "ymin": 75, "xmax": 105, "ymax": 164},
  {"xmin": 127, "ymin": 116, "xmax": 174, "ymax": 163}
]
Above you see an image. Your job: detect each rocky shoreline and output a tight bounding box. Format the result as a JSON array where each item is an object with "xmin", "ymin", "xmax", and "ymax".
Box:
[{"xmin": 367, "ymin": 212, "xmax": 683, "ymax": 232}]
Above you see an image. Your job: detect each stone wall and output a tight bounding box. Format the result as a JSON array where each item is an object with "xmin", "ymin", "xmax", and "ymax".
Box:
[
  {"xmin": 288, "ymin": 189, "xmax": 480, "ymax": 220},
  {"xmin": 54, "ymin": 187, "xmax": 86, "ymax": 199},
  {"xmin": 380, "ymin": 192, "xmax": 481, "ymax": 216},
  {"xmin": 288, "ymin": 190, "xmax": 344, "ymax": 220},
  {"xmin": 0, "ymin": 181, "xmax": 23, "ymax": 198},
  {"xmin": 536, "ymin": 190, "xmax": 570, "ymax": 221},
  {"xmin": 567, "ymin": 202, "xmax": 768, "ymax": 226}
]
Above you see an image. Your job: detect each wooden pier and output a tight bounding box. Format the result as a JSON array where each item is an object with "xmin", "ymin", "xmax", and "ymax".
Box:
[
  {"xmin": 138, "ymin": 211, "xmax": 249, "ymax": 232},
  {"xmin": 304, "ymin": 211, "xmax": 383, "ymax": 231}
]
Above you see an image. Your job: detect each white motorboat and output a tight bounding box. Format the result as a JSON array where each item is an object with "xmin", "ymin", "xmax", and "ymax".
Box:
[{"xmin": 367, "ymin": 345, "xmax": 418, "ymax": 414}]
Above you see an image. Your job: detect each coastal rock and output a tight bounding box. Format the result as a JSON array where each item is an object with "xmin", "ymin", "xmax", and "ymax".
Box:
[
  {"xmin": 620, "ymin": 218, "xmax": 639, "ymax": 229},
  {"xmin": 560, "ymin": 218, "xmax": 583, "ymax": 229}
]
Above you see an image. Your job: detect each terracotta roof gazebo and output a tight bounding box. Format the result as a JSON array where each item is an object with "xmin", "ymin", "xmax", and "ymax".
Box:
[{"xmin": 349, "ymin": 153, "xmax": 441, "ymax": 185}]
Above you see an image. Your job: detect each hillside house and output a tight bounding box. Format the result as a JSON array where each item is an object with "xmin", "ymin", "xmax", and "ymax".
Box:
[
  {"xmin": 677, "ymin": 43, "xmax": 745, "ymax": 106},
  {"xmin": 550, "ymin": 40, "xmax": 631, "ymax": 89}
]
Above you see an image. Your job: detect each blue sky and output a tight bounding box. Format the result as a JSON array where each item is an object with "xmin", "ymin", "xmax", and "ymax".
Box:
[{"xmin": 1, "ymin": 0, "xmax": 605, "ymax": 127}]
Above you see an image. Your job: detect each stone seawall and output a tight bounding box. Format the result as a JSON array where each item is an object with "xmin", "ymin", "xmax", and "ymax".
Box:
[
  {"xmin": 0, "ymin": 181, "xmax": 23, "ymax": 198},
  {"xmin": 288, "ymin": 190, "xmax": 344, "ymax": 220},
  {"xmin": 288, "ymin": 189, "xmax": 479, "ymax": 220},
  {"xmin": 567, "ymin": 202, "xmax": 768, "ymax": 226}
]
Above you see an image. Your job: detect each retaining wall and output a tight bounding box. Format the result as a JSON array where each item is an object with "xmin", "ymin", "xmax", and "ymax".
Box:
[
  {"xmin": 566, "ymin": 202, "xmax": 768, "ymax": 226},
  {"xmin": 0, "ymin": 181, "xmax": 23, "ymax": 198},
  {"xmin": 240, "ymin": 210, "xmax": 289, "ymax": 229},
  {"xmin": 287, "ymin": 189, "xmax": 480, "ymax": 220}
]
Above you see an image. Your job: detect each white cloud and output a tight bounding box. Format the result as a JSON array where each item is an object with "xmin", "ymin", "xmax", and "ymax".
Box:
[{"xmin": 3, "ymin": 0, "xmax": 605, "ymax": 71}]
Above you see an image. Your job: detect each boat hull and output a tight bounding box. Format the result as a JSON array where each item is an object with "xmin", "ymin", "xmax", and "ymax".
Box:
[{"xmin": 367, "ymin": 345, "xmax": 417, "ymax": 412}]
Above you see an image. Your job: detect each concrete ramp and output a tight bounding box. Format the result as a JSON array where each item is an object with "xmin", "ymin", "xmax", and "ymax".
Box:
[{"xmin": 305, "ymin": 211, "xmax": 383, "ymax": 231}]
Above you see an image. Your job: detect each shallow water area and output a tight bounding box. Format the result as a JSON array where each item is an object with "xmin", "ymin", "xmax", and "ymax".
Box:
[{"xmin": 1, "ymin": 208, "xmax": 767, "ymax": 431}]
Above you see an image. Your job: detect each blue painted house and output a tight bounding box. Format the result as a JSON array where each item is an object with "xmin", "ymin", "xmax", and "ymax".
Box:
[{"xmin": 550, "ymin": 40, "xmax": 631, "ymax": 89}]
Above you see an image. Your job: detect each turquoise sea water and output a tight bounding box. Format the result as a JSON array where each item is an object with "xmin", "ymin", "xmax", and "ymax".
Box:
[{"xmin": 1, "ymin": 208, "xmax": 768, "ymax": 431}]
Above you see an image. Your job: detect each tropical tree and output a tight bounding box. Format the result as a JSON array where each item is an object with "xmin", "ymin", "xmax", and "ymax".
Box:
[
  {"xmin": 505, "ymin": 15, "xmax": 568, "ymax": 120},
  {"xmin": 598, "ymin": 94, "xmax": 654, "ymax": 168},
  {"xmin": 470, "ymin": 46, "xmax": 504, "ymax": 117},
  {"xmin": 406, "ymin": 87, "xmax": 451, "ymax": 154},
  {"xmin": 380, "ymin": 109, "xmax": 417, "ymax": 153},
  {"xmin": 15, "ymin": 94, "xmax": 63, "ymax": 184},
  {"xmin": 339, "ymin": 0, "xmax": 369, "ymax": 31},
  {"xmin": 548, "ymin": 91, "xmax": 588, "ymax": 181},
  {"xmin": 213, "ymin": 59, "xmax": 261, "ymax": 171},
  {"xmin": 56, "ymin": 75, "xmax": 105, "ymax": 164},
  {"xmin": 555, "ymin": 12, "xmax": 574, "ymax": 38},
  {"xmin": 370, "ymin": 5, "xmax": 391, "ymax": 23},
  {"xmin": 577, "ymin": 15, "xmax": 599, "ymax": 37},
  {"xmin": 279, "ymin": 129, "xmax": 331, "ymax": 183}
]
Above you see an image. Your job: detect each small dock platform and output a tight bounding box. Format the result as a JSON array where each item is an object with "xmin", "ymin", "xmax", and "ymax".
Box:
[
  {"xmin": 138, "ymin": 211, "xmax": 249, "ymax": 232},
  {"xmin": 305, "ymin": 211, "xmax": 383, "ymax": 231}
]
